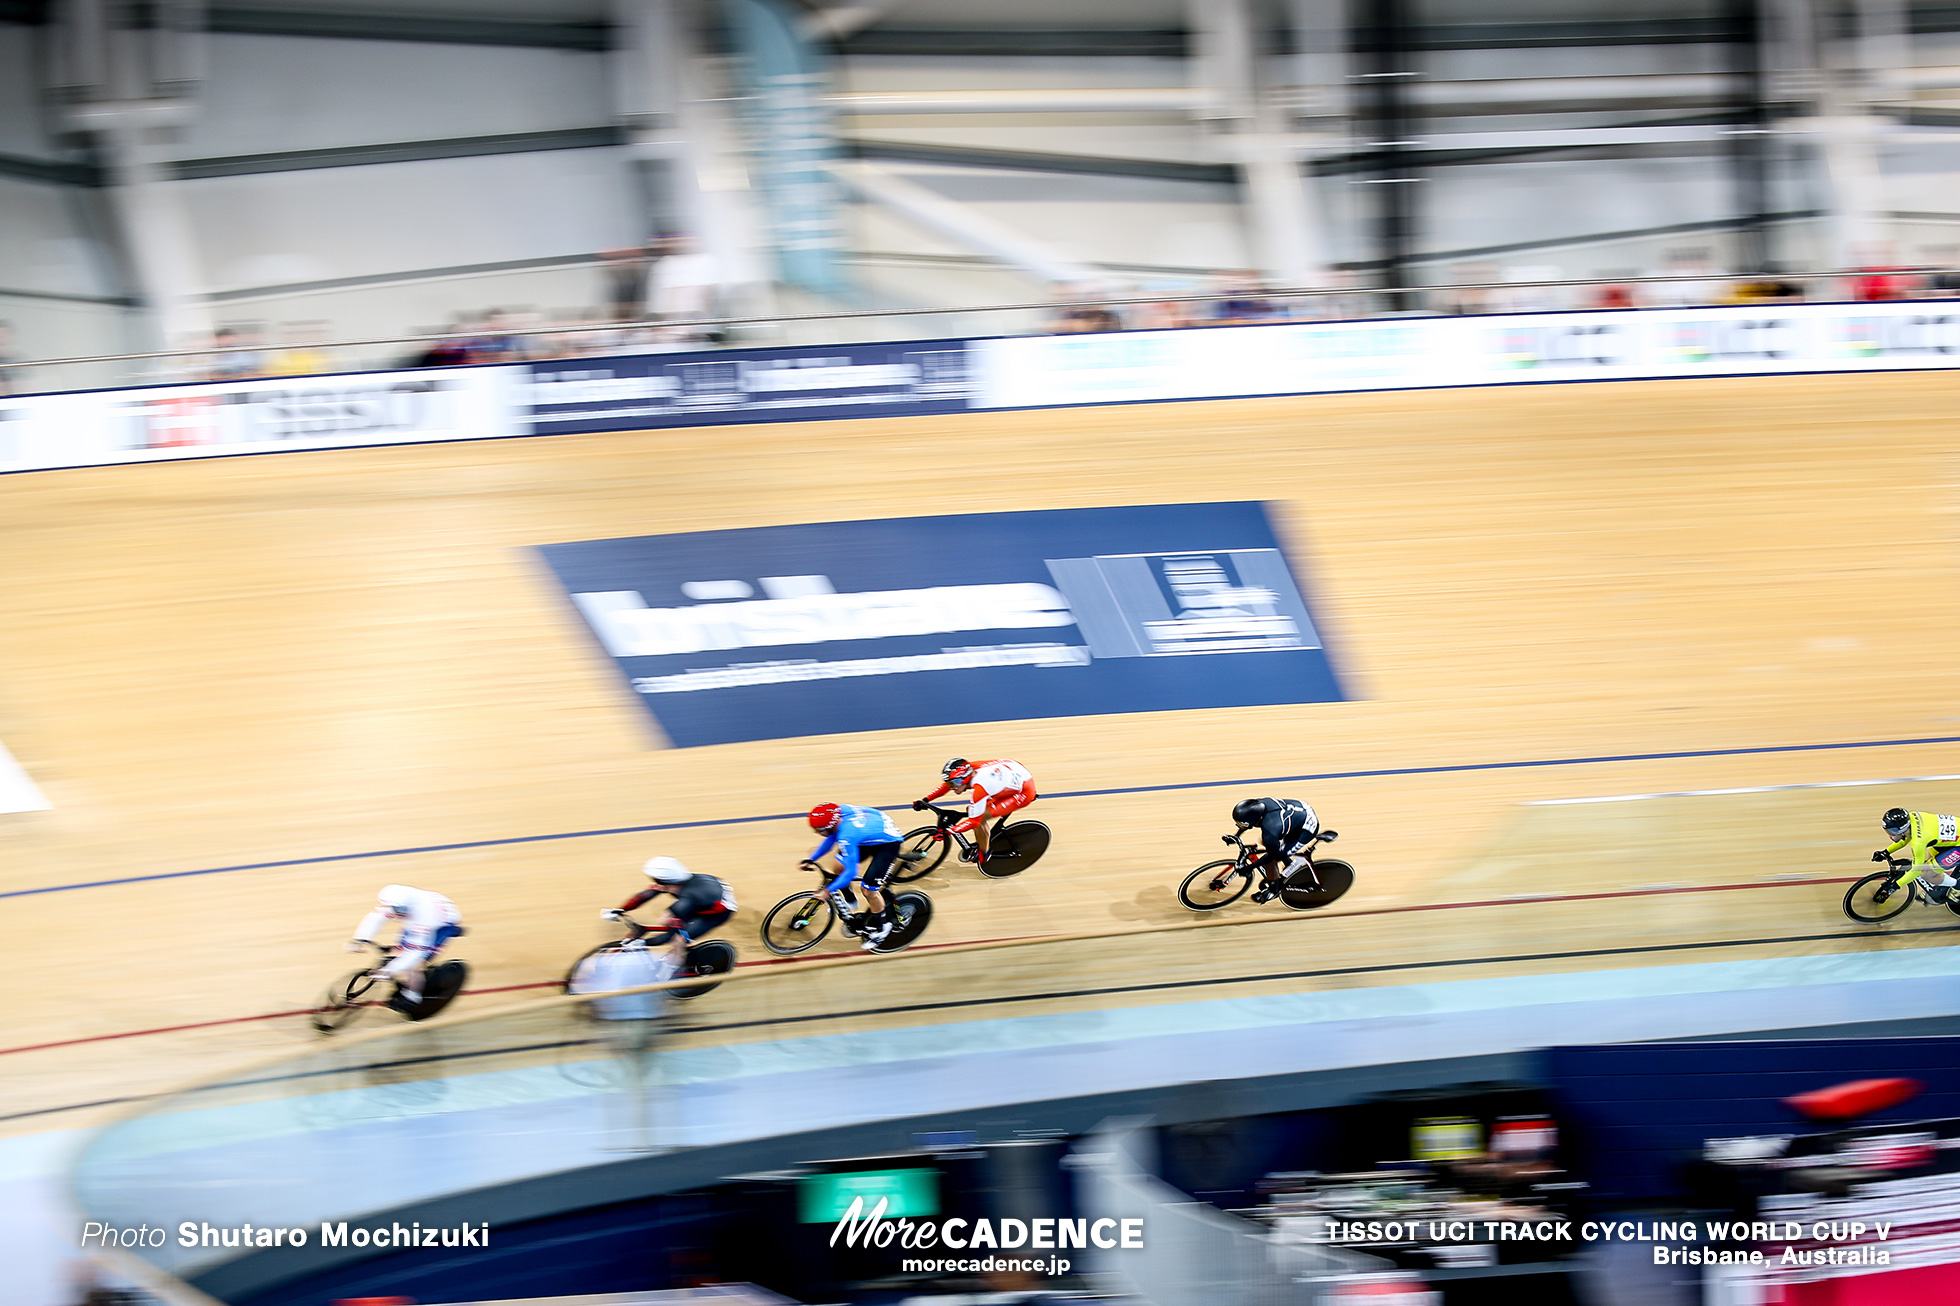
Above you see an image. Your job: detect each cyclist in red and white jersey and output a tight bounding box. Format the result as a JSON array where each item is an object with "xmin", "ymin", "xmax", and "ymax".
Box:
[{"xmin": 914, "ymin": 757, "xmax": 1037, "ymax": 867}]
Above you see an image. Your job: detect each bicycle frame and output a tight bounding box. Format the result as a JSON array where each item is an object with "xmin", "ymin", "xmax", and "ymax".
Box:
[
  {"xmin": 1876, "ymin": 857, "xmax": 1920, "ymax": 902},
  {"xmin": 792, "ymin": 862, "xmax": 868, "ymax": 924},
  {"xmin": 608, "ymin": 911, "xmax": 687, "ymax": 947},
  {"xmin": 917, "ymin": 802, "xmax": 1016, "ymax": 856},
  {"xmin": 1222, "ymin": 827, "xmax": 1336, "ymax": 883}
]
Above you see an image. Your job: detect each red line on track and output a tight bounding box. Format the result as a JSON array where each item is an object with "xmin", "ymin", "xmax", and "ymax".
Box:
[{"xmin": 0, "ymin": 933, "xmax": 1034, "ymax": 1058}]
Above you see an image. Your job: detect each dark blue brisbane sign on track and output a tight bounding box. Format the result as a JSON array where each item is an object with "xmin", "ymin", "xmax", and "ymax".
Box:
[{"xmin": 537, "ymin": 501, "xmax": 1344, "ymax": 747}]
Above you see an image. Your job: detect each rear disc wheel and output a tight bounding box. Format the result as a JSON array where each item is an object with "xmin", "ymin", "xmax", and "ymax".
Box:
[
  {"xmin": 982, "ymin": 821, "xmax": 1050, "ymax": 877},
  {"xmin": 672, "ymin": 939, "xmax": 736, "ymax": 998},
  {"xmin": 873, "ymin": 892, "xmax": 933, "ymax": 952},
  {"xmin": 1280, "ymin": 859, "xmax": 1355, "ymax": 910}
]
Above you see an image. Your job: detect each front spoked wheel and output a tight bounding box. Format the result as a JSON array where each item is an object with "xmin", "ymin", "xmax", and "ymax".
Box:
[
  {"xmin": 311, "ymin": 968, "xmax": 389, "ymax": 1033},
  {"xmin": 891, "ymin": 826, "xmax": 951, "ymax": 882},
  {"xmin": 761, "ymin": 892, "xmax": 837, "ymax": 955},
  {"xmin": 1281, "ymin": 859, "xmax": 1355, "ymax": 911},
  {"xmin": 1179, "ymin": 860, "xmax": 1252, "ymax": 911},
  {"xmin": 563, "ymin": 939, "xmax": 632, "ymax": 994},
  {"xmin": 1844, "ymin": 871, "xmax": 1916, "ymax": 924}
]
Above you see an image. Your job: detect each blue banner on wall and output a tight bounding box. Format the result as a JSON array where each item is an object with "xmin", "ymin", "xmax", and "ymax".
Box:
[
  {"xmin": 524, "ymin": 340, "xmax": 973, "ymax": 436},
  {"xmin": 538, "ymin": 502, "xmax": 1343, "ymax": 748}
]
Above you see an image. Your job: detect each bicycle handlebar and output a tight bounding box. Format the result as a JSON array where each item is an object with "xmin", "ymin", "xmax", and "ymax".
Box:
[{"xmin": 1223, "ymin": 827, "xmax": 1338, "ymax": 849}]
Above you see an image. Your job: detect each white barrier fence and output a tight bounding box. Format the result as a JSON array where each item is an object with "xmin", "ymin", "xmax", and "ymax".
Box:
[
  {"xmin": 972, "ymin": 302, "xmax": 1960, "ymax": 410},
  {"xmin": 3, "ymin": 302, "xmax": 1956, "ymax": 475},
  {"xmin": 0, "ymin": 367, "xmax": 519, "ymax": 472}
]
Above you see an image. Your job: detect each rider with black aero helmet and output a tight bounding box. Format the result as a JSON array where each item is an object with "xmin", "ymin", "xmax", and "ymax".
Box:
[
  {"xmin": 1232, "ymin": 797, "xmax": 1320, "ymax": 903},
  {"xmin": 1876, "ymin": 807, "xmax": 1960, "ymax": 904}
]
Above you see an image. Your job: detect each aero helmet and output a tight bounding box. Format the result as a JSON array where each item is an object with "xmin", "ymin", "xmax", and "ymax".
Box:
[
  {"xmin": 1883, "ymin": 807, "xmax": 1912, "ymax": 839},
  {"xmin": 642, "ymin": 856, "xmax": 692, "ymax": 883},
  {"xmin": 808, "ymin": 802, "xmax": 842, "ymax": 833},
  {"xmin": 377, "ymin": 884, "xmax": 414, "ymax": 914},
  {"xmin": 942, "ymin": 757, "xmax": 974, "ymax": 785},
  {"xmin": 1231, "ymin": 798, "xmax": 1272, "ymax": 828}
]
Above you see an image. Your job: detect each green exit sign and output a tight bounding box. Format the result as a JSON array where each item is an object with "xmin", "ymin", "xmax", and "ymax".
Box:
[{"xmin": 798, "ymin": 1168, "xmax": 939, "ymax": 1223}]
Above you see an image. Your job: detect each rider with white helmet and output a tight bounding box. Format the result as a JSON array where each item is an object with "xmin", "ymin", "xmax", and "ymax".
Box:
[
  {"xmin": 602, "ymin": 856, "xmax": 737, "ymax": 963},
  {"xmin": 345, "ymin": 884, "xmax": 463, "ymax": 1007}
]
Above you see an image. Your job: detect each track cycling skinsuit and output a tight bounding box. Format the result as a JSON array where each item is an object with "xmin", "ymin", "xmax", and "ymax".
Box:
[
  {"xmin": 620, "ymin": 873, "xmax": 737, "ymax": 940},
  {"xmin": 354, "ymin": 887, "xmax": 462, "ymax": 979},
  {"xmin": 1883, "ymin": 811, "xmax": 1960, "ymax": 887},
  {"xmin": 809, "ymin": 804, "xmax": 905, "ymax": 894},
  {"xmin": 923, "ymin": 758, "xmax": 1037, "ymax": 833},
  {"xmin": 1251, "ymin": 798, "xmax": 1319, "ymax": 873}
]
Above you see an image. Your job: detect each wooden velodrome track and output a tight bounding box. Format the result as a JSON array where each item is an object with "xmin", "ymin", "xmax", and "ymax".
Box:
[{"xmin": 5, "ymin": 370, "xmax": 1960, "ymax": 1134}]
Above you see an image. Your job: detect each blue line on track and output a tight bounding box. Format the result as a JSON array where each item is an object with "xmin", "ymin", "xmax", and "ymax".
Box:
[{"xmin": 10, "ymin": 733, "xmax": 1958, "ymax": 900}]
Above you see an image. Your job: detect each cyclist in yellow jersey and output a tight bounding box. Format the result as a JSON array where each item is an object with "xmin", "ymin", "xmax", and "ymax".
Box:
[{"xmin": 1875, "ymin": 807, "xmax": 1960, "ymax": 903}]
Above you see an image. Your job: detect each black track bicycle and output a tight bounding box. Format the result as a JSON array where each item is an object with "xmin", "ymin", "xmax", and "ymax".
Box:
[
  {"xmin": 1843, "ymin": 854, "xmax": 1960, "ymax": 924},
  {"xmin": 311, "ymin": 941, "xmax": 470, "ymax": 1033},
  {"xmin": 563, "ymin": 913, "xmax": 738, "ymax": 1000},
  {"xmin": 889, "ymin": 802, "xmax": 1051, "ymax": 882},
  {"xmin": 1177, "ymin": 828, "xmax": 1353, "ymax": 912},
  {"xmin": 760, "ymin": 864, "xmax": 933, "ymax": 956}
]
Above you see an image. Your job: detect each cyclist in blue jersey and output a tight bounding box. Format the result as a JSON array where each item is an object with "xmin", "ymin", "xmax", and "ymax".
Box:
[{"xmin": 804, "ymin": 802, "xmax": 905, "ymax": 951}]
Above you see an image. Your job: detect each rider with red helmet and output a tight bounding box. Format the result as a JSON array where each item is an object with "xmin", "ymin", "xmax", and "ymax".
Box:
[{"xmin": 804, "ymin": 801, "xmax": 906, "ymax": 950}]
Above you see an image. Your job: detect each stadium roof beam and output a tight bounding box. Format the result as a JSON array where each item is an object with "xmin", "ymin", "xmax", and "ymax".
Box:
[
  {"xmin": 1190, "ymin": 0, "xmax": 1325, "ymax": 288},
  {"xmin": 800, "ymin": 0, "xmax": 900, "ymax": 44},
  {"xmin": 827, "ymin": 76, "xmax": 1750, "ymax": 120},
  {"xmin": 46, "ymin": 0, "xmax": 210, "ymax": 347},
  {"xmin": 828, "ymin": 88, "xmax": 1205, "ymax": 114},
  {"xmin": 828, "ymin": 157, "xmax": 1100, "ymax": 287}
]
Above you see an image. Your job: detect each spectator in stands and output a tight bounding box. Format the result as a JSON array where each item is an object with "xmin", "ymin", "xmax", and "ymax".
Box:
[
  {"xmin": 411, "ymin": 313, "xmax": 475, "ymax": 368},
  {"xmin": 0, "ymin": 320, "xmax": 17, "ymax": 396},
  {"xmin": 599, "ymin": 238, "xmax": 658, "ymax": 321},
  {"xmin": 1728, "ymin": 267, "xmax": 1806, "ymax": 304},
  {"xmin": 1586, "ymin": 271, "xmax": 1638, "ymax": 310},
  {"xmin": 1848, "ymin": 244, "xmax": 1916, "ymax": 302},
  {"xmin": 1131, "ymin": 280, "xmax": 1198, "ymax": 330},
  {"xmin": 1653, "ymin": 247, "xmax": 1724, "ymax": 307},
  {"xmin": 1049, "ymin": 282, "xmax": 1123, "ymax": 333},
  {"xmin": 465, "ymin": 308, "xmax": 528, "ymax": 364},
  {"xmin": 1917, "ymin": 246, "xmax": 1960, "ymax": 297},
  {"xmin": 1439, "ymin": 262, "xmax": 1501, "ymax": 314},
  {"xmin": 649, "ymin": 235, "xmax": 722, "ymax": 341},
  {"xmin": 1308, "ymin": 268, "xmax": 1373, "ymax": 322},
  {"xmin": 267, "ymin": 320, "xmax": 335, "ymax": 377},
  {"xmin": 1211, "ymin": 271, "xmax": 1283, "ymax": 325},
  {"xmin": 1494, "ymin": 264, "xmax": 1563, "ymax": 313},
  {"xmin": 207, "ymin": 323, "xmax": 267, "ymax": 381}
]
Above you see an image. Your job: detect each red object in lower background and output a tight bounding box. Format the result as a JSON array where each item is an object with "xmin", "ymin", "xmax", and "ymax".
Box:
[
  {"xmin": 1330, "ymin": 1273, "xmax": 1440, "ymax": 1303},
  {"xmin": 330, "ymin": 1298, "xmax": 414, "ymax": 1305},
  {"xmin": 1783, "ymin": 1078, "xmax": 1922, "ymax": 1122}
]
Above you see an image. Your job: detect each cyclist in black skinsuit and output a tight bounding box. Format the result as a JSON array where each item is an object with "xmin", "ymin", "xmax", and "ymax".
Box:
[
  {"xmin": 1231, "ymin": 797, "xmax": 1320, "ymax": 903},
  {"xmin": 601, "ymin": 856, "xmax": 737, "ymax": 966}
]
